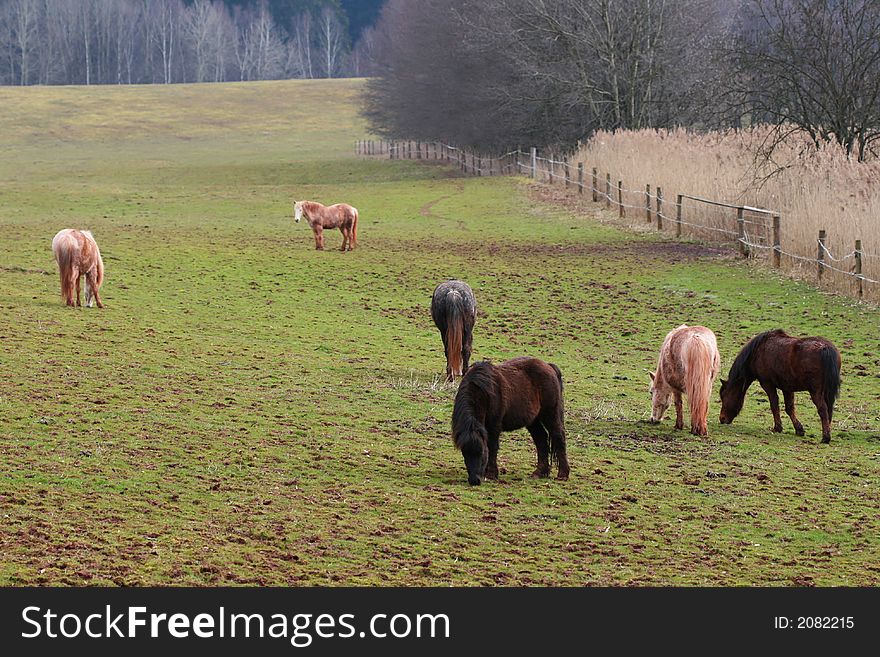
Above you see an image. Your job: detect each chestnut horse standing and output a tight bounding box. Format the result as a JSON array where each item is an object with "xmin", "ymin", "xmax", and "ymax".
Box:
[
  {"xmin": 51, "ymin": 229, "xmax": 105, "ymax": 308},
  {"xmin": 719, "ymin": 329, "xmax": 841, "ymax": 443},
  {"xmin": 649, "ymin": 324, "xmax": 720, "ymax": 436},
  {"xmin": 294, "ymin": 200, "xmax": 358, "ymax": 251},
  {"xmin": 452, "ymin": 357, "xmax": 569, "ymax": 485},
  {"xmin": 430, "ymin": 280, "xmax": 476, "ymax": 382}
]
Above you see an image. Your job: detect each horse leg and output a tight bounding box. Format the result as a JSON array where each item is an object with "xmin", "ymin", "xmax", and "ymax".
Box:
[
  {"xmin": 547, "ymin": 417, "xmax": 570, "ymax": 481},
  {"xmin": 313, "ymin": 226, "xmax": 324, "ymax": 250},
  {"xmin": 339, "ymin": 227, "xmax": 348, "ymax": 252},
  {"xmin": 485, "ymin": 428, "xmax": 501, "ymax": 480},
  {"xmin": 462, "ymin": 325, "xmax": 473, "ymax": 373},
  {"xmin": 760, "ymin": 382, "xmax": 783, "ymax": 433},
  {"xmin": 74, "ymin": 271, "xmax": 82, "ymax": 307},
  {"xmin": 86, "ymin": 270, "xmax": 104, "ymax": 309},
  {"xmin": 673, "ymin": 391, "xmax": 684, "ymax": 430},
  {"xmin": 439, "ymin": 331, "xmax": 453, "ymax": 382},
  {"xmin": 526, "ymin": 422, "xmax": 551, "ymax": 478},
  {"xmin": 809, "ymin": 389, "xmax": 832, "ymax": 444},
  {"xmin": 783, "ymin": 390, "xmax": 805, "ymax": 436}
]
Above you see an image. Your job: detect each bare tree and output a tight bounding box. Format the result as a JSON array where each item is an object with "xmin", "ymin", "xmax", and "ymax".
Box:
[
  {"xmin": 2, "ymin": 0, "xmax": 41, "ymax": 85},
  {"xmin": 288, "ymin": 10, "xmax": 314, "ymax": 78},
  {"xmin": 316, "ymin": 5, "xmax": 346, "ymax": 78},
  {"xmin": 729, "ymin": 0, "xmax": 880, "ymax": 162}
]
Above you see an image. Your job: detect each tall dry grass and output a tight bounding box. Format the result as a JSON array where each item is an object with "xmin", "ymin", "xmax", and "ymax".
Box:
[{"xmin": 572, "ymin": 127, "xmax": 880, "ymax": 300}]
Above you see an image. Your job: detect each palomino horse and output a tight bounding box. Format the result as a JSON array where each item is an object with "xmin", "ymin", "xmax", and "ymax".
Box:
[
  {"xmin": 430, "ymin": 280, "xmax": 476, "ymax": 382},
  {"xmin": 649, "ymin": 324, "xmax": 720, "ymax": 436},
  {"xmin": 51, "ymin": 229, "xmax": 105, "ymax": 308},
  {"xmin": 452, "ymin": 357, "xmax": 569, "ymax": 485},
  {"xmin": 720, "ymin": 329, "xmax": 841, "ymax": 443},
  {"xmin": 294, "ymin": 200, "xmax": 358, "ymax": 251}
]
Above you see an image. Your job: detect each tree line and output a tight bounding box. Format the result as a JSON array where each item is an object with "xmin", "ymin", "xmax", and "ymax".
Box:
[
  {"xmin": 363, "ymin": 0, "xmax": 880, "ymax": 161},
  {"xmin": 0, "ymin": 0, "xmax": 381, "ymax": 86}
]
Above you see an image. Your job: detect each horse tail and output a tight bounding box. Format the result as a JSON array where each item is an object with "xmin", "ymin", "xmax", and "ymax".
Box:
[
  {"xmin": 351, "ymin": 207, "xmax": 358, "ymax": 248},
  {"xmin": 446, "ymin": 297, "xmax": 464, "ymax": 380},
  {"xmin": 53, "ymin": 232, "xmax": 75, "ymax": 304},
  {"xmin": 685, "ymin": 333, "xmax": 717, "ymax": 435},
  {"xmin": 821, "ymin": 344, "xmax": 841, "ymax": 419},
  {"xmin": 93, "ymin": 237, "xmax": 104, "ymax": 289}
]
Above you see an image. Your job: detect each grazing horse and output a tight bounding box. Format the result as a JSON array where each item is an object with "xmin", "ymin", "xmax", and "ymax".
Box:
[
  {"xmin": 430, "ymin": 280, "xmax": 476, "ymax": 382},
  {"xmin": 719, "ymin": 329, "xmax": 841, "ymax": 443},
  {"xmin": 452, "ymin": 357, "xmax": 569, "ymax": 485},
  {"xmin": 294, "ymin": 200, "xmax": 358, "ymax": 251},
  {"xmin": 649, "ymin": 324, "xmax": 720, "ymax": 437},
  {"xmin": 51, "ymin": 229, "xmax": 105, "ymax": 308}
]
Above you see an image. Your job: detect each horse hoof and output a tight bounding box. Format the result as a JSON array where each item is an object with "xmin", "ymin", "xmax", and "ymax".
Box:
[
  {"xmin": 674, "ymin": 423, "xmax": 684, "ymax": 431},
  {"xmin": 772, "ymin": 426, "xmax": 783, "ymax": 433},
  {"xmin": 821, "ymin": 436, "xmax": 831, "ymax": 444},
  {"xmin": 795, "ymin": 428, "xmax": 805, "ymax": 436},
  {"xmin": 531, "ymin": 470, "xmax": 550, "ymax": 479},
  {"xmin": 556, "ymin": 472, "xmax": 570, "ymax": 481}
]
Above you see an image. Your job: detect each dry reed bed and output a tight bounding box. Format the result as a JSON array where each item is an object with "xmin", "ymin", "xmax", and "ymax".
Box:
[{"xmin": 574, "ymin": 128, "xmax": 880, "ymax": 301}]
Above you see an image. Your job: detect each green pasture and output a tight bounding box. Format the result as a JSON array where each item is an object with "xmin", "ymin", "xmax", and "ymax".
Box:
[{"xmin": 0, "ymin": 79, "xmax": 878, "ymax": 586}]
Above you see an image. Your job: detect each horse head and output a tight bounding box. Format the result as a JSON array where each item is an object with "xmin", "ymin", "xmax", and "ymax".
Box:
[
  {"xmin": 293, "ymin": 201, "xmax": 304, "ymax": 223},
  {"xmin": 648, "ymin": 371, "xmax": 670, "ymax": 423},
  {"xmin": 454, "ymin": 420, "xmax": 488, "ymax": 486},
  {"xmin": 718, "ymin": 378, "xmax": 744, "ymax": 424}
]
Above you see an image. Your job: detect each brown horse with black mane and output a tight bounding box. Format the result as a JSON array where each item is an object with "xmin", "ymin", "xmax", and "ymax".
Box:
[
  {"xmin": 452, "ymin": 357, "xmax": 569, "ymax": 485},
  {"xmin": 719, "ymin": 329, "xmax": 841, "ymax": 443},
  {"xmin": 431, "ymin": 280, "xmax": 476, "ymax": 382},
  {"xmin": 294, "ymin": 200, "xmax": 358, "ymax": 251}
]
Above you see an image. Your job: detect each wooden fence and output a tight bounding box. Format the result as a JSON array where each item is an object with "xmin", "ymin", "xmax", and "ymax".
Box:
[{"xmin": 356, "ymin": 139, "xmax": 878, "ymax": 301}]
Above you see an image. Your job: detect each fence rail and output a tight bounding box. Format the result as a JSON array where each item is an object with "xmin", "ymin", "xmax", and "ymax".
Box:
[{"xmin": 356, "ymin": 139, "xmax": 879, "ymax": 299}]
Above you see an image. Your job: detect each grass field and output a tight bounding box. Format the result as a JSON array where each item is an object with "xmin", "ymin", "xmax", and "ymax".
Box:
[{"xmin": 1, "ymin": 79, "xmax": 879, "ymax": 586}]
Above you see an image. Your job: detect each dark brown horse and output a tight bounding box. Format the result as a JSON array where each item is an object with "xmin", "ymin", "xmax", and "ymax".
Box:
[
  {"xmin": 452, "ymin": 357, "xmax": 569, "ymax": 485},
  {"xmin": 430, "ymin": 280, "xmax": 476, "ymax": 382},
  {"xmin": 719, "ymin": 329, "xmax": 841, "ymax": 443}
]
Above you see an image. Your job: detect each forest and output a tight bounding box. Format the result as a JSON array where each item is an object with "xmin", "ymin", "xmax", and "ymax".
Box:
[{"xmin": 0, "ymin": 0, "xmax": 384, "ymax": 85}]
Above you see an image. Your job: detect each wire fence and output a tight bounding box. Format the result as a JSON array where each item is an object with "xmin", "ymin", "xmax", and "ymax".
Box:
[{"xmin": 356, "ymin": 139, "xmax": 880, "ymax": 300}]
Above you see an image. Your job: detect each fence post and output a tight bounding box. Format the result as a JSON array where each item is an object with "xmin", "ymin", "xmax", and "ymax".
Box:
[
  {"xmin": 737, "ymin": 207, "xmax": 747, "ymax": 256},
  {"xmin": 645, "ymin": 185, "xmax": 651, "ymax": 222},
  {"xmin": 477, "ymin": 156, "xmax": 482, "ymax": 176},
  {"xmin": 817, "ymin": 229, "xmax": 826, "ymax": 282},
  {"xmin": 656, "ymin": 187, "xmax": 663, "ymax": 230},
  {"xmin": 618, "ymin": 181, "xmax": 624, "ymax": 218},
  {"xmin": 675, "ymin": 194, "xmax": 683, "ymax": 237},
  {"xmin": 855, "ymin": 239, "xmax": 864, "ymax": 299},
  {"xmin": 530, "ymin": 147, "xmax": 537, "ymax": 179},
  {"xmin": 772, "ymin": 215, "xmax": 781, "ymax": 268},
  {"xmin": 605, "ymin": 173, "xmax": 611, "ymax": 209},
  {"xmin": 565, "ymin": 161, "xmax": 571, "ymax": 189},
  {"xmin": 577, "ymin": 163, "xmax": 584, "ymax": 194},
  {"xmin": 592, "ymin": 168, "xmax": 598, "ymax": 202}
]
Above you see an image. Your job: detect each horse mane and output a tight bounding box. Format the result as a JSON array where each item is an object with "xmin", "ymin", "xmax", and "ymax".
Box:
[
  {"xmin": 451, "ymin": 361, "xmax": 494, "ymax": 450},
  {"xmin": 728, "ymin": 329, "xmax": 786, "ymax": 388}
]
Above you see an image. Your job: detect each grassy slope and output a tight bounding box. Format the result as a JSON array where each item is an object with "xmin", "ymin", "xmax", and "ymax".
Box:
[{"xmin": 0, "ymin": 80, "xmax": 878, "ymax": 586}]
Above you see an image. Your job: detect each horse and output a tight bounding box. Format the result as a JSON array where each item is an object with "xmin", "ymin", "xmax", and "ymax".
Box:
[
  {"xmin": 51, "ymin": 228, "xmax": 105, "ymax": 308},
  {"xmin": 430, "ymin": 280, "xmax": 476, "ymax": 382},
  {"xmin": 719, "ymin": 329, "xmax": 841, "ymax": 443},
  {"xmin": 293, "ymin": 200, "xmax": 358, "ymax": 252},
  {"xmin": 452, "ymin": 357, "xmax": 569, "ymax": 485},
  {"xmin": 649, "ymin": 324, "xmax": 720, "ymax": 437}
]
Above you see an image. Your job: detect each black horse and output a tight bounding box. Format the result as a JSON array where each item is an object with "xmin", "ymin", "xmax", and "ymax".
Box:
[
  {"xmin": 719, "ymin": 329, "xmax": 842, "ymax": 443},
  {"xmin": 452, "ymin": 357, "xmax": 570, "ymax": 485},
  {"xmin": 431, "ymin": 280, "xmax": 476, "ymax": 382}
]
